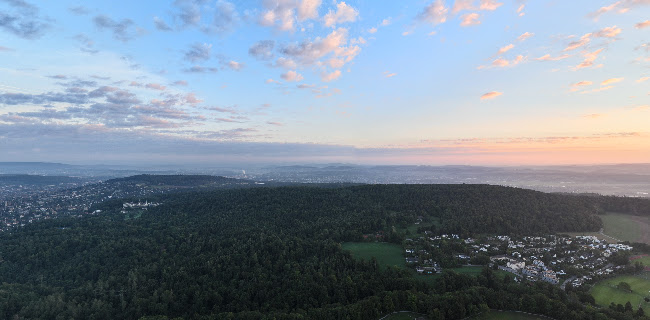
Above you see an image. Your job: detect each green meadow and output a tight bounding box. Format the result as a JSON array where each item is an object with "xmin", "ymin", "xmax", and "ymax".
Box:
[
  {"xmin": 342, "ymin": 242, "xmax": 406, "ymax": 269},
  {"xmin": 590, "ymin": 274, "xmax": 650, "ymax": 309}
]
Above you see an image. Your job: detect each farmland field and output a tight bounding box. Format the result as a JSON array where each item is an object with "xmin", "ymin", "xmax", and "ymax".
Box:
[
  {"xmin": 590, "ymin": 274, "xmax": 650, "ymax": 309},
  {"xmin": 342, "ymin": 242, "xmax": 405, "ymax": 269}
]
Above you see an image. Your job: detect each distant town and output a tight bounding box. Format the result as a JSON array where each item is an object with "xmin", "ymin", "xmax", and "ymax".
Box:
[{"xmin": 403, "ymin": 228, "xmax": 634, "ymax": 288}]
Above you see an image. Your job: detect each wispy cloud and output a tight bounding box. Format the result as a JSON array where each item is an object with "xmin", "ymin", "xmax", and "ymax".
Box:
[
  {"xmin": 479, "ymin": 55, "xmax": 524, "ymax": 69},
  {"xmin": 580, "ymin": 86, "xmax": 614, "ymax": 94},
  {"xmin": 517, "ymin": 32, "xmax": 534, "ymax": 42},
  {"xmin": 281, "ymin": 70, "xmax": 304, "ymax": 82},
  {"xmin": 460, "ymin": 13, "xmax": 481, "ymax": 27},
  {"xmin": 572, "ymin": 48, "xmax": 604, "ymax": 70},
  {"xmin": 594, "ymin": 25, "xmax": 622, "ymax": 38},
  {"xmin": 601, "ymin": 77, "xmax": 624, "ymax": 85},
  {"xmin": 418, "ymin": 0, "xmax": 448, "ymax": 25},
  {"xmin": 249, "ymin": 40, "xmax": 275, "ymax": 60},
  {"xmin": 564, "ymin": 33, "xmax": 591, "ymax": 51},
  {"xmin": 184, "ymin": 65, "xmax": 219, "ymax": 73},
  {"xmin": 184, "ymin": 42, "xmax": 212, "ymax": 62},
  {"xmin": 496, "ymin": 44, "xmax": 514, "ymax": 56},
  {"xmin": 153, "ymin": 16, "xmax": 172, "ymax": 31},
  {"xmin": 589, "ymin": 0, "xmax": 650, "ymax": 20},
  {"xmin": 0, "ymin": 0, "xmax": 50, "ymax": 39},
  {"xmin": 535, "ymin": 54, "xmax": 570, "ymax": 61},
  {"xmin": 93, "ymin": 15, "xmax": 139, "ymax": 42},
  {"xmin": 68, "ymin": 6, "xmax": 89, "ymax": 15},
  {"xmin": 481, "ymin": 91, "xmax": 503, "ymax": 100},
  {"xmin": 636, "ymin": 20, "xmax": 650, "ymax": 29},
  {"xmin": 570, "ymin": 80, "xmax": 593, "ymax": 92},
  {"xmin": 259, "ymin": 0, "xmax": 322, "ymax": 31},
  {"xmin": 321, "ymin": 70, "xmax": 341, "ymax": 82},
  {"xmin": 383, "ymin": 71, "xmax": 397, "ymax": 78}
]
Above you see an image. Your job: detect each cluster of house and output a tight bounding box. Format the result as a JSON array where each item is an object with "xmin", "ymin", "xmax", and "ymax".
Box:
[
  {"xmin": 402, "ymin": 231, "xmax": 634, "ymax": 285},
  {"xmin": 494, "ymin": 256, "xmax": 561, "ymax": 284}
]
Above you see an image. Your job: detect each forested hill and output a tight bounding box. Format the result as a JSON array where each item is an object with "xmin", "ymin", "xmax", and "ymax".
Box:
[{"xmin": 0, "ymin": 184, "xmax": 643, "ymax": 319}]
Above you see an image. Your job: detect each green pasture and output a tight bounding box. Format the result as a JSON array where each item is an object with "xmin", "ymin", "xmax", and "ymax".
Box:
[
  {"xmin": 631, "ymin": 255, "xmax": 650, "ymax": 267},
  {"xmin": 590, "ymin": 274, "xmax": 650, "ymax": 309},
  {"xmin": 342, "ymin": 242, "xmax": 406, "ymax": 269},
  {"xmin": 600, "ymin": 213, "xmax": 644, "ymax": 243}
]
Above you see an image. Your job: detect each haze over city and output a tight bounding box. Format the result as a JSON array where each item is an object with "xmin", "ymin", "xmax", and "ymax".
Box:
[{"xmin": 1, "ymin": 0, "xmax": 649, "ymax": 165}]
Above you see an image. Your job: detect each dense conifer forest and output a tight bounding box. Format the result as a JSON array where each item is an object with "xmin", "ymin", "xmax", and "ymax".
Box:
[{"xmin": 0, "ymin": 183, "xmax": 649, "ymax": 319}]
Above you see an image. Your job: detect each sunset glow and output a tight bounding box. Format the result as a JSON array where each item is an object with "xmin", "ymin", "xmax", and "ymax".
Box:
[{"xmin": 1, "ymin": 0, "xmax": 649, "ymax": 165}]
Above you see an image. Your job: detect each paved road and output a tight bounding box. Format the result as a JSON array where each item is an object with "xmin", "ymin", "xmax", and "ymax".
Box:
[{"xmin": 560, "ymin": 276, "xmax": 576, "ymax": 290}]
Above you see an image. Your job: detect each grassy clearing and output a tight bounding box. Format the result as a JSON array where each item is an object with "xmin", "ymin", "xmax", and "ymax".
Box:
[
  {"xmin": 470, "ymin": 310, "xmax": 549, "ymax": 319},
  {"xmin": 631, "ymin": 255, "xmax": 650, "ymax": 267},
  {"xmin": 590, "ymin": 274, "xmax": 650, "ymax": 309},
  {"xmin": 382, "ymin": 311, "xmax": 427, "ymax": 319},
  {"xmin": 600, "ymin": 213, "xmax": 644, "ymax": 243},
  {"xmin": 342, "ymin": 242, "xmax": 405, "ymax": 269}
]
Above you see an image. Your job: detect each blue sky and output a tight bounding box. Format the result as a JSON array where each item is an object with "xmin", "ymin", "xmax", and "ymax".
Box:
[{"xmin": 0, "ymin": 0, "xmax": 649, "ymax": 165}]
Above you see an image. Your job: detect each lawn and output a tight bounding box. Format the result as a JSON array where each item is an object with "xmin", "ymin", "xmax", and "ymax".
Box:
[
  {"xmin": 470, "ymin": 310, "xmax": 549, "ymax": 320},
  {"xmin": 342, "ymin": 242, "xmax": 405, "ymax": 269},
  {"xmin": 590, "ymin": 274, "xmax": 650, "ymax": 309}
]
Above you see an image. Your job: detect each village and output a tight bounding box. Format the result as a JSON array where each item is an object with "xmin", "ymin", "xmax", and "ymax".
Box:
[{"xmin": 403, "ymin": 231, "xmax": 634, "ymax": 287}]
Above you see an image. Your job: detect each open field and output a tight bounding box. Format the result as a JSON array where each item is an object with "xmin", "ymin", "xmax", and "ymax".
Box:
[
  {"xmin": 381, "ymin": 311, "xmax": 427, "ymax": 320},
  {"xmin": 600, "ymin": 213, "xmax": 648, "ymax": 243},
  {"xmin": 567, "ymin": 213, "xmax": 650, "ymax": 244},
  {"xmin": 470, "ymin": 311, "xmax": 549, "ymax": 319},
  {"xmin": 342, "ymin": 242, "xmax": 406, "ymax": 269},
  {"xmin": 590, "ymin": 274, "xmax": 650, "ymax": 309},
  {"xmin": 631, "ymin": 255, "xmax": 650, "ymax": 268},
  {"xmin": 342, "ymin": 242, "xmax": 498, "ymax": 285}
]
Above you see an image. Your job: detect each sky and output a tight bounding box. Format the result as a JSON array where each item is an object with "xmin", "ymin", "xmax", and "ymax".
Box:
[{"xmin": 0, "ymin": 0, "xmax": 649, "ymax": 166}]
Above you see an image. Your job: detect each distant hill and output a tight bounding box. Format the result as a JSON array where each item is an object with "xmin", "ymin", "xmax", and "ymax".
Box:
[
  {"xmin": 106, "ymin": 174, "xmax": 245, "ymax": 187},
  {"xmin": 0, "ymin": 174, "xmax": 84, "ymax": 185}
]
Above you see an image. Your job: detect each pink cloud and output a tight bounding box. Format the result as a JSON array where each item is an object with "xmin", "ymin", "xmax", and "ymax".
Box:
[
  {"xmin": 418, "ymin": 0, "xmax": 448, "ymax": 25},
  {"xmin": 601, "ymin": 77, "xmax": 624, "ymax": 85},
  {"xmin": 281, "ymin": 70, "xmax": 304, "ymax": 82},
  {"xmin": 496, "ymin": 44, "xmax": 514, "ymax": 55},
  {"xmin": 535, "ymin": 54, "xmax": 570, "ymax": 61},
  {"xmin": 636, "ymin": 20, "xmax": 650, "ymax": 28},
  {"xmin": 517, "ymin": 32, "xmax": 534, "ymax": 42},
  {"xmin": 572, "ymin": 48, "xmax": 604, "ymax": 70},
  {"xmin": 479, "ymin": 0, "xmax": 503, "ymax": 11},
  {"xmin": 594, "ymin": 26, "xmax": 622, "ymax": 38},
  {"xmin": 460, "ymin": 13, "xmax": 481, "ymax": 26},
  {"xmin": 145, "ymin": 83, "xmax": 167, "ymax": 91},
  {"xmin": 481, "ymin": 91, "xmax": 503, "ymax": 100},
  {"xmin": 564, "ymin": 33, "xmax": 591, "ymax": 51}
]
